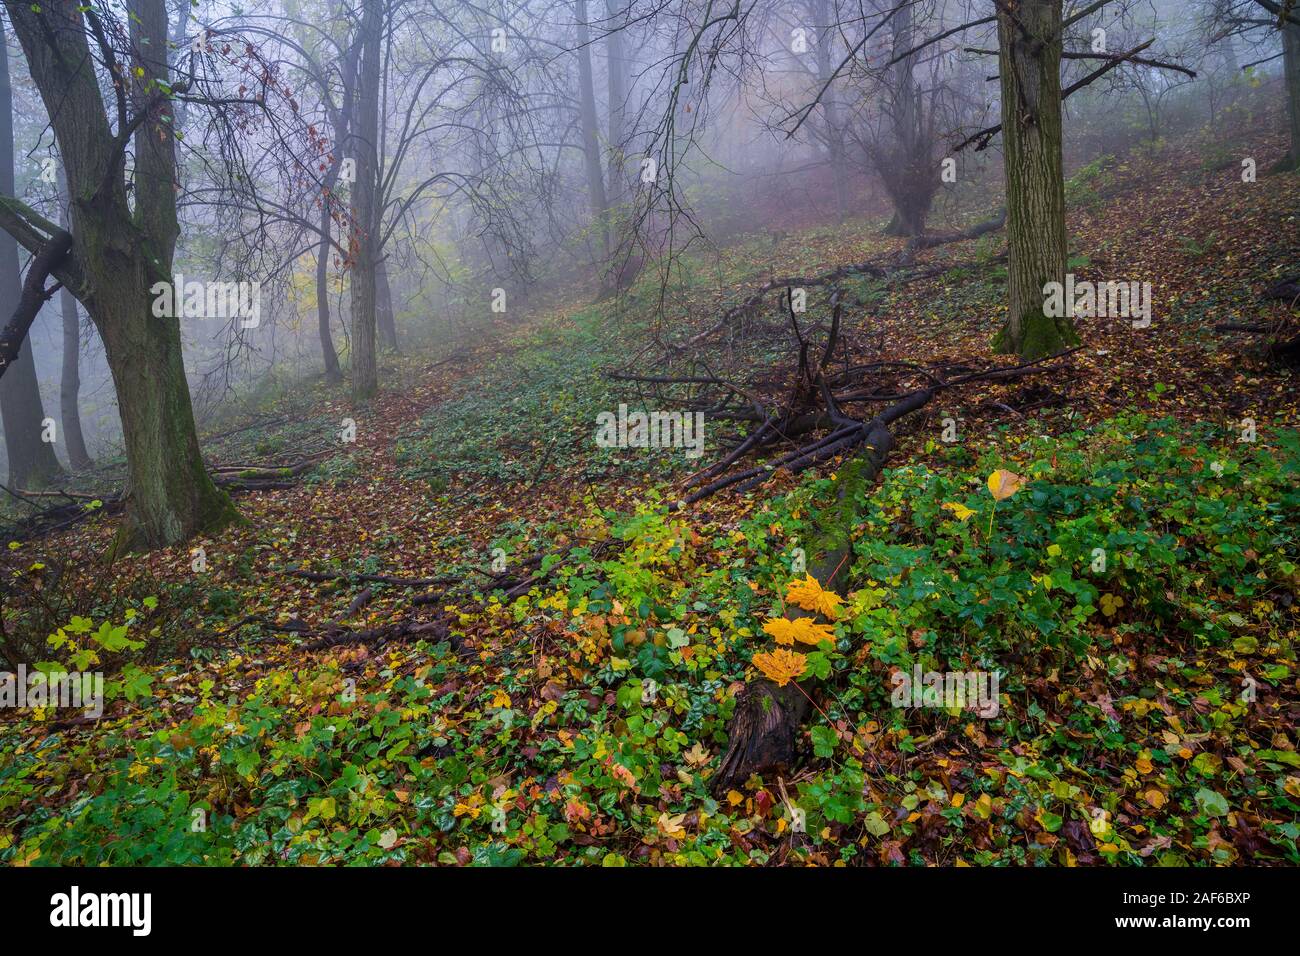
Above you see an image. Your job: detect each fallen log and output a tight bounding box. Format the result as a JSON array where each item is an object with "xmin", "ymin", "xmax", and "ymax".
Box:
[
  {"xmin": 713, "ymin": 407, "xmax": 911, "ymax": 793},
  {"xmin": 300, "ymin": 616, "xmax": 451, "ymax": 652},
  {"xmin": 1213, "ymin": 319, "xmax": 1300, "ymax": 364},
  {"xmin": 706, "ymin": 349, "xmax": 1077, "ymax": 792},
  {"xmin": 905, "ymin": 208, "xmax": 1006, "ymax": 252},
  {"xmin": 284, "ymin": 568, "xmax": 460, "ymax": 588},
  {"xmin": 3, "ymin": 458, "xmax": 321, "ymax": 542},
  {"xmin": 1263, "ymin": 276, "xmax": 1300, "ymax": 306}
]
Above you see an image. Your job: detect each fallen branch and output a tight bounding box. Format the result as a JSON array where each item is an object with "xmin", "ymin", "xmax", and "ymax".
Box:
[
  {"xmin": 300, "ymin": 616, "xmax": 451, "ymax": 652},
  {"xmin": 283, "ymin": 568, "xmax": 460, "ymax": 588},
  {"xmin": 906, "ymin": 208, "xmax": 1006, "ymax": 251}
]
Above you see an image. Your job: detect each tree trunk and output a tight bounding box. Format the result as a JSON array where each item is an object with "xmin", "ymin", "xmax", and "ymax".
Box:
[
  {"xmin": 873, "ymin": 3, "xmax": 937, "ymax": 237},
  {"xmin": 58, "ymin": 290, "xmax": 91, "ymax": 470},
  {"xmin": 317, "ymin": 201, "xmax": 342, "ymax": 383},
  {"xmin": 1283, "ymin": 21, "xmax": 1300, "ymax": 169},
  {"xmin": 0, "ymin": 20, "xmax": 62, "ymax": 488},
  {"xmin": 1219, "ymin": 31, "xmax": 1240, "ymax": 77},
  {"xmin": 4, "ymin": 0, "xmax": 235, "ymax": 549},
  {"xmin": 314, "ymin": 20, "xmax": 358, "ymax": 385},
  {"xmin": 991, "ymin": 0, "xmax": 1079, "ymax": 360},
  {"xmin": 882, "ymin": 200, "xmax": 928, "ymax": 238},
  {"xmin": 0, "ymin": 339, "xmax": 64, "ymax": 487},
  {"xmin": 349, "ymin": 0, "xmax": 383, "ymax": 404},
  {"xmin": 713, "ymin": 390, "xmax": 931, "ymax": 792},
  {"xmin": 376, "ymin": 255, "xmax": 398, "ymax": 351},
  {"xmin": 605, "ymin": 0, "xmax": 628, "ymax": 202},
  {"xmin": 577, "ymin": 0, "xmax": 611, "ymax": 270},
  {"xmin": 97, "ymin": 270, "xmax": 237, "ymax": 548},
  {"xmin": 168, "ymin": 0, "xmax": 189, "ymax": 132},
  {"xmin": 118, "ymin": 0, "xmax": 235, "ymax": 547},
  {"xmin": 57, "ymin": 169, "xmax": 90, "ymax": 470},
  {"xmin": 814, "ymin": 0, "xmax": 849, "ymax": 221}
]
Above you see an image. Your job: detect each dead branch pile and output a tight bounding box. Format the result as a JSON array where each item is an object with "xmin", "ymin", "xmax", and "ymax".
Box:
[{"xmin": 611, "ymin": 285, "xmax": 1076, "ymax": 513}]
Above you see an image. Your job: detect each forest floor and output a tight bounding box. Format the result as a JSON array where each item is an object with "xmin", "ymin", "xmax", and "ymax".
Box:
[{"xmin": 2, "ymin": 113, "xmax": 1298, "ymax": 866}]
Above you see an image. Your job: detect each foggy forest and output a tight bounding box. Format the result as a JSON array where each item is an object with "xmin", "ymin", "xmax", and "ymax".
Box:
[{"xmin": 0, "ymin": 0, "xmax": 1298, "ymax": 888}]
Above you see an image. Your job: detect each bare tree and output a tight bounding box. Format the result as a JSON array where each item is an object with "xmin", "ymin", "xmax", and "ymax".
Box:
[
  {"xmin": 57, "ymin": 170, "xmax": 91, "ymax": 470},
  {"xmin": 1211, "ymin": 0, "xmax": 1300, "ymax": 169},
  {"xmin": 0, "ymin": 20, "xmax": 63, "ymax": 488},
  {"xmin": 0, "ymin": 0, "xmax": 240, "ymax": 548}
]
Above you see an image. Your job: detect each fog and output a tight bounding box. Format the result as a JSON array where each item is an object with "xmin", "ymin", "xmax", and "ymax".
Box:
[{"xmin": 0, "ymin": 0, "xmax": 1286, "ymax": 485}]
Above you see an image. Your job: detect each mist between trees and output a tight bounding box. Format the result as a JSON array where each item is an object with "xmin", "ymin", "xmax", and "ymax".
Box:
[{"xmin": 0, "ymin": 0, "xmax": 1292, "ymax": 549}]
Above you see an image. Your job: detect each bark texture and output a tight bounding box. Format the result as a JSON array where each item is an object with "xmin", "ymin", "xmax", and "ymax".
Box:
[
  {"xmin": 348, "ymin": 0, "xmax": 383, "ymax": 404},
  {"xmin": 0, "ymin": 18, "xmax": 64, "ymax": 487},
  {"xmin": 992, "ymin": 0, "xmax": 1079, "ymax": 360},
  {"xmin": 57, "ymin": 170, "xmax": 91, "ymax": 470},
  {"xmin": 5, "ymin": 0, "xmax": 236, "ymax": 549}
]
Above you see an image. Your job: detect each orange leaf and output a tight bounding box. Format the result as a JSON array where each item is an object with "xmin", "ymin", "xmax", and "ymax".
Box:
[
  {"xmin": 763, "ymin": 616, "xmax": 834, "ymax": 646},
  {"xmin": 785, "ymin": 574, "xmax": 843, "ymax": 619},
  {"xmin": 752, "ymin": 648, "xmax": 808, "ymax": 687}
]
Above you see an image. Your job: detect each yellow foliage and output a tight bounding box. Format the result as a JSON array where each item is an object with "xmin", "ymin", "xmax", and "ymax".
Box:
[
  {"xmin": 785, "ymin": 574, "xmax": 843, "ymax": 619},
  {"xmin": 752, "ymin": 648, "xmax": 808, "ymax": 687},
  {"xmin": 986, "ymin": 469, "xmax": 1024, "ymax": 501},
  {"xmin": 762, "ymin": 616, "xmax": 835, "ymax": 646},
  {"xmin": 942, "ymin": 502, "xmax": 976, "ymax": 521}
]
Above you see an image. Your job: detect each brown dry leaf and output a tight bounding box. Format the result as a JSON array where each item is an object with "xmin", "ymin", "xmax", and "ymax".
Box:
[{"xmin": 986, "ymin": 469, "xmax": 1025, "ymax": 501}]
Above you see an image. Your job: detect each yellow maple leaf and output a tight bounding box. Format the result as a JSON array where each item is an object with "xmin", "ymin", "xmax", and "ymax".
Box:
[
  {"xmin": 763, "ymin": 616, "xmax": 834, "ymax": 646},
  {"xmin": 762, "ymin": 617, "xmax": 799, "ymax": 645},
  {"xmin": 942, "ymin": 501, "xmax": 976, "ymax": 521},
  {"xmin": 986, "ymin": 469, "xmax": 1024, "ymax": 501},
  {"xmin": 785, "ymin": 574, "xmax": 843, "ymax": 619},
  {"xmin": 789, "ymin": 617, "xmax": 835, "ymax": 645},
  {"xmin": 453, "ymin": 794, "xmax": 484, "ymax": 819},
  {"xmin": 752, "ymin": 648, "xmax": 808, "ymax": 687}
]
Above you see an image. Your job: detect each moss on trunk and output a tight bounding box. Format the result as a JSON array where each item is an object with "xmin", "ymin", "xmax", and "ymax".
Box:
[
  {"xmin": 95, "ymin": 265, "xmax": 240, "ymax": 553},
  {"xmin": 992, "ymin": 305, "xmax": 1080, "ymax": 361},
  {"xmin": 713, "ymin": 424, "xmax": 899, "ymax": 792}
]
